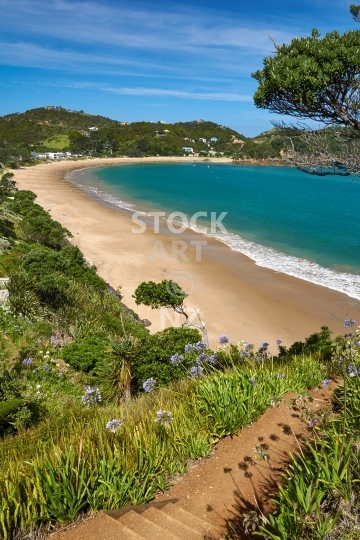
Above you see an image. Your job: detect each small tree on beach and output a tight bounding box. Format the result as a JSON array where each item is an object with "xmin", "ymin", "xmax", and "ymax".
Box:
[
  {"xmin": 133, "ymin": 280, "xmax": 188, "ymax": 321},
  {"xmin": 133, "ymin": 280, "xmax": 209, "ymax": 346}
]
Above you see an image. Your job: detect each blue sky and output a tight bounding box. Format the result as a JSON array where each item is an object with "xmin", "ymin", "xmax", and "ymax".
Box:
[{"xmin": 0, "ymin": 0, "xmax": 357, "ymax": 136}]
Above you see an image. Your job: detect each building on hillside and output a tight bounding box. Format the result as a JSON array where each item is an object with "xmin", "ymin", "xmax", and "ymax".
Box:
[
  {"xmin": 182, "ymin": 146, "xmax": 194, "ymax": 153},
  {"xmin": 199, "ymin": 138, "xmax": 207, "ymax": 143},
  {"xmin": 45, "ymin": 106, "xmax": 54, "ymax": 110},
  {"xmin": 89, "ymin": 127, "xmax": 98, "ymax": 131},
  {"xmin": 183, "ymin": 137, "xmax": 195, "ymax": 143},
  {"xmin": 210, "ymin": 137, "xmax": 218, "ymax": 142},
  {"xmin": 164, "ymin": 129, "xmax": 170, "ymax": 133},
  {"xmin": 119, "ymin": 122, "xmax": 128, "ymax": 125},
  {"xmin": 78, "ymin": 130, "xmax": 90, "ymax": 137}
]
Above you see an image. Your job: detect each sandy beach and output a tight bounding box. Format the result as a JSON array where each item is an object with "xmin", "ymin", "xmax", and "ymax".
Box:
[{"xmin": 12, "ymin": 157, "xmax": 360, "ymax": 350}]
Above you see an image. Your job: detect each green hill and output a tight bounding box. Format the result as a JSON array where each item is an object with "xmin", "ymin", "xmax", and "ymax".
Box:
[{"xmin": 0, "ymin": 106, "xmax": 292, "ymax": 166}]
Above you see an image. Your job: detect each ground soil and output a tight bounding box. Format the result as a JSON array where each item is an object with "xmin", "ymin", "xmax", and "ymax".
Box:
[{"xmin": 49, "ymin": 379, "xmax": 340, "ymax": 540}]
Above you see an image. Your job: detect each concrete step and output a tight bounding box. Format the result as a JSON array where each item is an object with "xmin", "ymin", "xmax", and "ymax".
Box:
[
  {"xmin": 120, "ymin": 509, "xmax": 181, "ymax": 540},
  {"xmin": 159, "ymin": 504, "xmax": 223, "ymax": 539},
  {"xmin": 141, "ymin": 506, "xmax": 204, "ymax": 540}
]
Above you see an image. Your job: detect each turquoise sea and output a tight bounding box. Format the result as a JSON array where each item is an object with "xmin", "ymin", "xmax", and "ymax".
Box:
[{"xmin": 67, "ymin": 162, "xmax": 360, "ymax": 299}]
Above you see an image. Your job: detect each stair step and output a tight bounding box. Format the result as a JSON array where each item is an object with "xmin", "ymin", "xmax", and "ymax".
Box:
[
  {"xmin": 120, "ymin": 509, "xmax": 181, "ymax": 540},
  {"xmin": 159, "ymin": 505, "xmax": 223, "ymax": 539},
  {"xmin": 141, "ymin": 506, "xmax": 204, "ymax": 540}
]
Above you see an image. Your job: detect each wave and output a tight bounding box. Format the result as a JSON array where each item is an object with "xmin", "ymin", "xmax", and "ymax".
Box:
[
  {"xmin": 189, "ymin": 224, "xmax": 360, "ymax": 300},
  {"xmin": 66, "ymin": 169, "xmax": 360, "ymax": 301}
]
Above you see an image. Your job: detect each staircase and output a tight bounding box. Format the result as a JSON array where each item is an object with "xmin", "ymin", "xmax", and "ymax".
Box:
[{"xmin": 101, "ymin": 499, "xmax": 224, "ymax": 540}]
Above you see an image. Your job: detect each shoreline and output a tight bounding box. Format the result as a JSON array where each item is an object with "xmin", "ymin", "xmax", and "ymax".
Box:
[{"xmin": 12, "ymin": 158, "xmax": 360, "ymax": 349}]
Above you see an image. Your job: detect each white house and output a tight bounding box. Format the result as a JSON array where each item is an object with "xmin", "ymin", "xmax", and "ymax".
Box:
[
  {"xmin": 89, "ymin": 127, "xmax": 98, "ymax": 131},
  {"xmin": 199, "ymin": 138, "xmax": 207, "ymax": 143},
  {"xmin": 182, "ymin": 146, "xmax": 194, "ymax": 153},
  {"xmin": 210, "ymin": 137, "xmax": 218, "ymax": 142}
]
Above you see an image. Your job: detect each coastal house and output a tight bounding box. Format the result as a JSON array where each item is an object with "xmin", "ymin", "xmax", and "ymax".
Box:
[
  {"xmin": 119, "ymin": 122, "xmax": 128, "ymax": 126},
  {"xmin": 89, "ymin": 127, "xmax": 98, "ymax": 131},
  {"xmin": 199, "ymin": 138, "xmax": 207, "ymax": 143},
  {"xmin": 182, "ymin": 146, "xmax": 194, "ymax": 153},
  {"xmin": 210, "ymin": 137, "xmax": 218, "ymax": 142},
  {"xmin": 164, "ymin": 129, "xmax": 170, "ymax": 133},
  {"xmin": 45, "ymin": 106, "xmax": 54, "ymax": 110}
]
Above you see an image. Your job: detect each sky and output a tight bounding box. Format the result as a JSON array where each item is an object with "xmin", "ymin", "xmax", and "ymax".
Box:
[{"xmin": 0, "ymin": 0, "xmax": 357, "ymax": 136}]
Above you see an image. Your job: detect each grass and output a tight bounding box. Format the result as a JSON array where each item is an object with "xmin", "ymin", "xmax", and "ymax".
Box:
[
  {"xmin": 41, "ymin": 135, "xmax": 70, "ymax": 150},
  {"xmin": 0, "ymin": 356, "xmax": 324, "ymax": 539}
]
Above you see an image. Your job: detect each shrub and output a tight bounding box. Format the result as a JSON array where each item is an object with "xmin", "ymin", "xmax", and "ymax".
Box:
[
  {"xmin": 132, "ymin": 327, "xmax": 201, "ymax": 390},
  {"xmin": 61, "ymin": 336, "xmax": 111, "ymax": 374}
]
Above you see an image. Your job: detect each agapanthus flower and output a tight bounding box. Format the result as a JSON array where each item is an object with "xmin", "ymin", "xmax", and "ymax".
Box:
[
  {"xmin": 154, "ymin": 410, "xmax": 173, "ymax": 426},
  {"xmin": 196, "ymin": 353, "xmax": 208, "ymax": 364},
  {"xmin": 170, "ymin": 353, "xmax": 184, "ymax": 365},
  {"xmin": 218, "ymin": 335, "xmax": 230, "ymax": 345},
  {"xmin": 42, "ymin": 363, "xmax": 49, "ymax": 370},
  {"xmin": 106, "ymin": 419, "xmax": 122, "ymax": 433},
  {"xmin": 189, "ymin": 365, "xmax": 204, "ymax": 378},
  {"xmin": 184, "ymin": 343, "xmax": 196, "ymax": 352},
  {"xmin": 344, "ymin": 319, "xmax": 356, "ymax": 328},
  {"xmin": 249, "ymin": 377, "xmax": 256, "ymax": 385},
  {"xmin": 194, "ymin": 341, "xmax": 207, "ymax": 351},
  {"xmin": 22, "ymin": 357, "xmax": 33, "ymax": 365},
  {"xmin": 276, "ymin": 339, "xmax": 283, "ymax": 346},
  {"xmin": 321, "ymin": 378, "xmax": 332, "ymax": 388},
  {"xmin": 308, "ymin": 419, "xmax": 318, "ymax": 428},
  {"xmin": 277, "ymin": 372, "xmax": 285, "ymax": 379},
  {"xmin": 245, "ymin": 343, "xmax": 253, "ymax": 351},
  {"xmin": 208, "ymin": 354, "xmax": 217, "ymax": 364},
  {"xmin": 143, "ymin": 377, "xmax": 156, "ymax": 393},
  {"xmin": 81, "ymin": 386, "xmax": 102, "ymax": 407}
]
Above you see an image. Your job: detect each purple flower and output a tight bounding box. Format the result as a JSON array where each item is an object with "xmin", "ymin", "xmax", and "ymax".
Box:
[
  {"xmin": 245, "ymin": 343, "xmax": 253, "ymax": 351},
  {"xmin": 308, "ymin": 419, "xmax": 318, "ymax": 428},
  {"xmin": 184, "ymin": 343, "xmax": 196, "ymax": 352},
  {"xmin": 218, "ymin": 335, "xmax": 230, "ymax": 345},
  {"xmin": 196, "ymin": 353, "xmax": 208, "ymax": 364},
  {"xmin": 22, "ymin": 357, "xmax": 33, "ymax": 365},
  {"xmin": 321, "ymin": 378, "xmax": 332, "ymax": 388},
  {"xmin": 106, "ymin": 419, "xmax": 122, "ymax": 433},
  {"xmin": 81, "ymin": 386, "xmax": 102, "ymax": 407},
  {"xmin": 249, "ymin": 377, "xmax": 256, "ymax": 385},
  {"xmin": 171, "ymin": 353, "xmax": 184, "ymax": 365},
  {"xmin": 277, "ymin": 372, "xmax": 285, "ymax": 379},
  {"xmin": 276, "ymin": 339, "xmax": 283, "ymax": 346},
  {"xmin": 189, "ymin": 365, "xmax": 204, "ymax": 378},
  {"xmin": 195, "ymin": 341, "xmax": 207, "ymax": 351},
  {"xmin": 42, "ymin": 363, "xmax": 49, "ymax": 370},
  {"xmin": 344, "ymin": 319, "xmax": 355, "ymax": 328},
  {"xmin": 208, "ymin": 354, "xmax": 217, "ymax": 364},
  {"xmin": 143, "ymin": 377, "xmax": 156, "ymax": 393},
  {"xmin": 155, "ymin": 410, "xmax": 173, "ymax": 426}
]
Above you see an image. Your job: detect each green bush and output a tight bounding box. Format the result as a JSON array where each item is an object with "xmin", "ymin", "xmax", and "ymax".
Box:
[
  {"xmin": 132, "ymin": 327, "xmax": 201, "ymax": 390},
  {"xmin": 61, "ymin": 336, "xmax": 111, "ymax": 374}
]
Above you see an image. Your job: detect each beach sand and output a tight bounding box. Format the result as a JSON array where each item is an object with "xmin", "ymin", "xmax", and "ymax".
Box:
[{"xmin": 12, "ymin": 157, "xmax": 360, "ymax": 350}]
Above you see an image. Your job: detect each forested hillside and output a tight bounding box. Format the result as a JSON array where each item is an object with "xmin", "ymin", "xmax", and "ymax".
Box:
[{"xmin": 0, "ymin": 106, "xmax": 290, "ymax": 166}]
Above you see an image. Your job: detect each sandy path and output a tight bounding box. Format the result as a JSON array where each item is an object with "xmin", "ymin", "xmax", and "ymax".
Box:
[{"xmin": 12, "ymin": 158, "xmax": 360, "ymax": 349}]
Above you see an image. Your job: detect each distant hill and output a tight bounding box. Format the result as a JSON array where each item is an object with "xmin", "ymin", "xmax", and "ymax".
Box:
[{"xmin": 0, "ymin": 106, "xmax": 291, "ymax": 166}]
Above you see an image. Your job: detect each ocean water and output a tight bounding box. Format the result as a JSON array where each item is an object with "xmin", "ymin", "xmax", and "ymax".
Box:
[{"xmin": 67, "ymin": 162, "xmax": 360, "ymax": 299}]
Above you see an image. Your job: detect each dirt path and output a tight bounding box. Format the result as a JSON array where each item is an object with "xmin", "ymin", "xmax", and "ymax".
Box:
[
  {"xmin": 49, "ymin": 379, "xmax": 339, "ymax": 540},
  {"xmin": 154, "ymin": 380, "xmax": 339, "ymax": 538}
]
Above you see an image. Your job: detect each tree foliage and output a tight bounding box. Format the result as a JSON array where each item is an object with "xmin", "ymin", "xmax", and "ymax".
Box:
[
  {"xmin": 350, "ymin": 4, "xmax": 360, "ymax": 22},
  {"xmin": 133, "ymin": 280, "xmax": 188, "ymax": 319},
  {"xmin": 252, "ymin": 29, "xmax": 360, "ymax": 130}
]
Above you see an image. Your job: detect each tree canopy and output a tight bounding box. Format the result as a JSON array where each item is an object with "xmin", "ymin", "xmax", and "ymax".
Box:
[
  {"xmin": 133, "ymin": 280, "xmax": 188, "ymax": 320},
  {"xmin": 252, "ymin": 28, "xmax": 360, "ymax": 130},
  {"xmin": 350, "ymin": 4, "xmax": 360, "ymax": 22}
]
